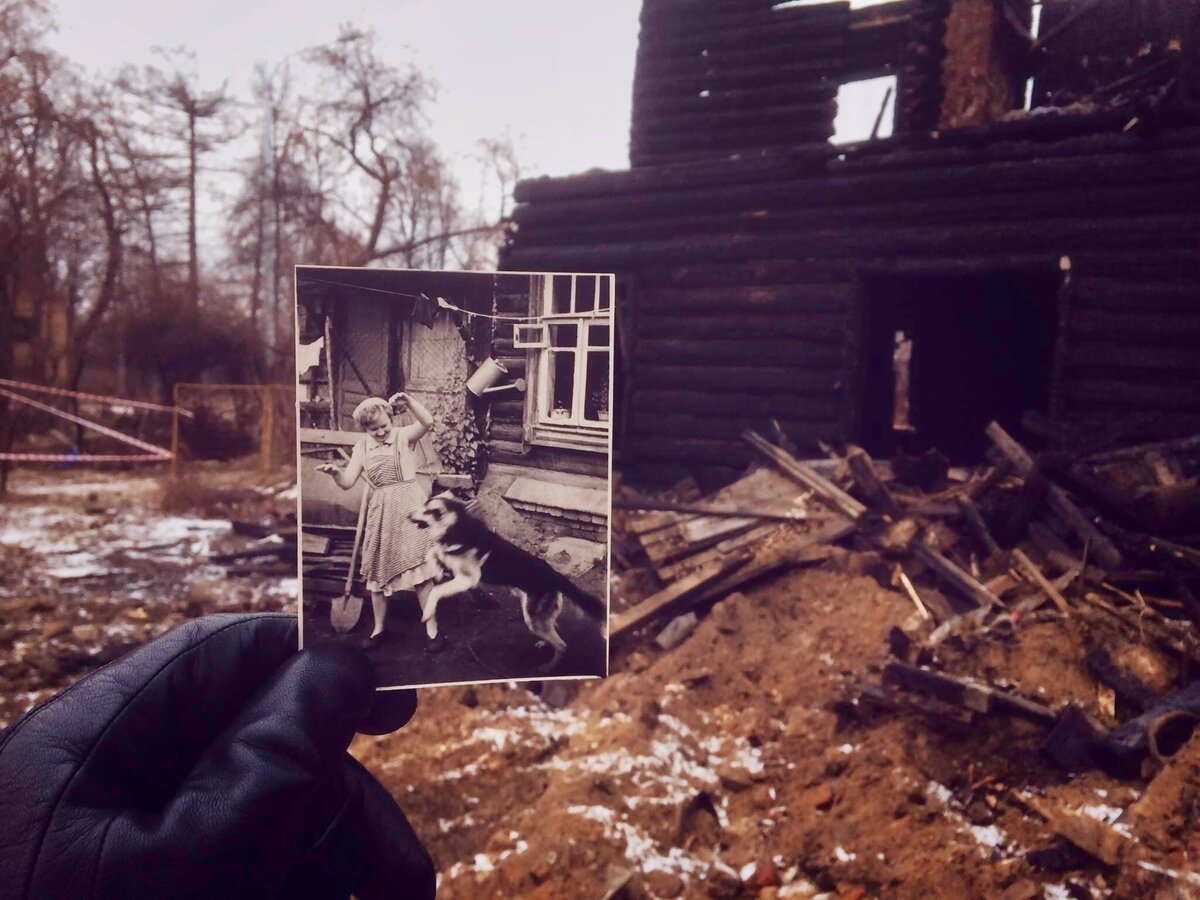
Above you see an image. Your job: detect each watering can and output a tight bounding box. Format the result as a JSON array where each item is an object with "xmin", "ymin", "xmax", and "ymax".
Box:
[{"xmin": 466, "ymin": 358, "xmax": 526, "ymax": 397}]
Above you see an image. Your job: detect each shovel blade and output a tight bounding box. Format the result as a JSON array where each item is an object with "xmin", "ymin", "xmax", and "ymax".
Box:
[{"xmin": 330, "ymin": 594, "xmax": 363, "ymax": 633}]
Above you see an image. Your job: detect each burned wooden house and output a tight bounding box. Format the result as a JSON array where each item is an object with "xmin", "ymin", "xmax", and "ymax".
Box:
[{"xmin": 501, "ymin": 0, "xmax": 1200, "ymax": 480}]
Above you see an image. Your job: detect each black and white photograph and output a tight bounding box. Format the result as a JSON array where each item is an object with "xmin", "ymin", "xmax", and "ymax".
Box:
[{"xmin": 295, "ymin": 266, "xmax": 612, "ymax": 688}]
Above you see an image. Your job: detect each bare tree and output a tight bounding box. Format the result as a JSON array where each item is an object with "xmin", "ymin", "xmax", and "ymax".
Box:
[
  {"xmin": 299, "ymin": 27, "xmax": 501, "ymax": 269},
  {"xmin": 116, "ymin": 48, "xmax": 238, "ymax": 311}
]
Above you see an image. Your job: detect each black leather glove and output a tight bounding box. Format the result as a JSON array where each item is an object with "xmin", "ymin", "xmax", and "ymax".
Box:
[{"xmin": 0, "ymin": 613, "xmax": 435, "ymax": 900}]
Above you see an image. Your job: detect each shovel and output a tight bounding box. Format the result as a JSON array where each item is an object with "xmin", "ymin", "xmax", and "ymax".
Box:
[{"xmin": 330, "ymin": 486, "xmax": 370, "ymax": 633}]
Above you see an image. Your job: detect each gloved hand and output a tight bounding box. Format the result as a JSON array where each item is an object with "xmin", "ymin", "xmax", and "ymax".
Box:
[{"xmin": 0, "ymin": 613, "xmax": 435, "ymax": 900}]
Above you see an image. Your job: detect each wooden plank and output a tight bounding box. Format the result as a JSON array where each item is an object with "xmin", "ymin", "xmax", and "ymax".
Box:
[
  {"xmin": 655, "ymin": 523, "xmax": 778, "ymax": 583},
  {"xmin": 985, "ymin": 421, "xmax": 1124, "ymax": 570},
  {"xmin": 1012, "ymin": 548, "xmax": 1072, "ymax": 617},
  {"xmin": 633, "ymin": 467, "xmax": 813, "ymax": 573},
  {"xmin": 299, "ymin": 427, "xmax": 360, "ymax": 446},
  {"xmin": 955, "ymin": 495, "xmax": 1002, "ymax": 557},
  {"xmin": 612, "ymin": 552, "xmax": 752, "ymax": 637},
  {"xmin": 845, "ymin": 444, "xmax": 902, "ymax": 518},
  {"xmin": 300, "ymin": 533, "xmax": 331, "ymax": 555},
  {"xmin": 912, "ymin": 541, "xmax": 1003, "ymax": 609},
  {"xmin": 745, "ymin": 430, "xmax": 866, "ymax": 520},
  {"xmin": 689, "ymin": 517, "xmax": 856, "ymax": 607}
]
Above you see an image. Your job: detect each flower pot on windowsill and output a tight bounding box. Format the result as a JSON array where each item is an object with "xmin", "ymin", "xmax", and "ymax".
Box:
[
  {"xmin": 551, "ymin": 408, "xmax": 570, "ymax": 420},
  {"xmin": 597, "ymin": 410, "xmax": 609, "ymax": 421}
]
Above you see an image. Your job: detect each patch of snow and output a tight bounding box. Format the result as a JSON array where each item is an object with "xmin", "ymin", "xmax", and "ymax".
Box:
[{"xmin": 970, "ymin": 825, "xmax": 1004, "ymax": 847}]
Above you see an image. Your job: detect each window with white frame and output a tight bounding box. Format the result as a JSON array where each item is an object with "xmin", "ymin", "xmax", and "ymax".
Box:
[{"xmin": 526, "ymin": 273, "xmax": 612, "ymax": 450}]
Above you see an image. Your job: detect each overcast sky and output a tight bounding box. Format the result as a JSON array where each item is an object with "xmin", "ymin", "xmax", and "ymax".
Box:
[
  {"xmin": 47, "ymin": 0, "xmax": 643, "ymax": 216},
  {"xmin": 45, "ymin": 0, "xmax": 894, "ymax": 255}
]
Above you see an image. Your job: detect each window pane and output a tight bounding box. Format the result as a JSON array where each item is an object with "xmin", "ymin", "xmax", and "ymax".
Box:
[
  {"xmin": 598, "ymin": 276, "xmax": 613, "ymax": 310},
  {"xmin": 550, "ymin": 351, "xmax": 576, "ymax": 419},
  {"xmin": 551, "ymin": 274, "xmax": 572, "ymax": 314},
  {"xmin": 575, "ymin": 275, "xmax": 596, "ymax": 313},
  {"xmin": 587, "ymin": 324, "xmax": 610, "ymax": 347},
  {"xmin": 584, "ymin": 351, "xmax": 610, "ymax": 421},
  {"xmin": 549, "ymin": 323, "xmax": 577, "ymax": 347}
]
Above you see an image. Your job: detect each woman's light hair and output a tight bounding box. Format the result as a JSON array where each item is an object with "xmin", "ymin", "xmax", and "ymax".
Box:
[{"xmin": 352, "ymin": 397, "xmax": 392, "ymax": 429}]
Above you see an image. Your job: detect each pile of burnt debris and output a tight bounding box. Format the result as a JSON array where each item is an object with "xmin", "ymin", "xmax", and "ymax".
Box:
[{"xmin": 613, "ymin": 419, "xmax": 1200, "ymax": 871}]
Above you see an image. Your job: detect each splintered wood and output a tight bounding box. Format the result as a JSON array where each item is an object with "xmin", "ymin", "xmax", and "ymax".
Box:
[{"xmin": 631, "ymin": 466, "xmax": 820, "ymax": 580}]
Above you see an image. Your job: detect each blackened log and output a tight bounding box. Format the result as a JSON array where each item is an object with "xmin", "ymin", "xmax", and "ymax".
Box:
[
  {"xmin": 633, "ymin": 389, "xmax": 843, "ymax": 418},
  {"xmin": 634, "ymin": 36, "xmax": 849, "ymax": 79},
  {"xmin": 986, "ymin": 422, "xmax": 1124, "ymax": 570},
  {"xmin": 636, "ymin": 260, "xmax": 855, "ymax": 289},
  {"xmin": 955, "ymin": 495, "xmax": 1002, "ymax": 557},
  {"xmin": 1012, "ymin": 548, "xmax": 1072, "ymax": 616},
  {"xmin": 634, "ymin": 411, "xmax": 838, "ymax": 441},
  {"xmin": 636, "ymin": 18, "xmax": 848, "ymax": 59},
  {"xmin": 632, "ymin": 58, "xmax": 850, "ymax": 100},
  {"xmin": 1086, "ymin": 647, "xmax": 1160, "ymax": 713},
  {"xmin": 745, "ymin": 430, "xmax": 867, "ymax": 520},
  {"xmin": 1075, "ymin": 277, "xmax": 1200, "ymax": 313},
  {"xmin": 634, "ymin": 284, "xmax": 854, "ymax": 315},
  {"xmin": 517, "ymin": 181, "xmax": 1200, "ymax": 249},
  {"xmin": 1065, "ymin": 344, "xmax": 1200, "ymax": 373},
  {"xmin": 631, "ymin": 121, "xmax": 835, "ymax": 155},
  {"xmin": 846, "ymin": 444, "xmax": 903, "ymax": 518},
  {"xmin": 1065, "ymin": 379, "xmax": 1200, "ymax": 411},
  {"xmin": 636, "ymin": 312, "xmax": 850, "ymax": 341},
  {"xmin": 638, "ymin": 0, "xmax": 852, "ymax": 33},
  {"xmin": 912, "ymin": 540, "xmax": 1003, "ymax": 609},
  {"xmin": 632, "ymin": 80, "xmax": 836, "ymax": 118},
  {"xmin": 633, "ymin": 98, "xmax": 838, "ymax": 138},
  {"xmin": 1002, "ymin": 470, "xmax": 1049, "ymax": 544},
  {"xmin": 882, "ymin": 662, "xmax": 1057, "ymax": 722},
  {"xmin": 636, "ymin": 365, "xmax": 842, "ymax": 394},
  {"xmin": 633, "ymin": 339, "xmax": 845, "ymax": 366},
  {"xmin": 504, "ymin": 213, "xmax": 1199, "ymax": 271},
  {"xmin": 513, "ymin": 147, "xmax": 1200, "ymax": 227}
]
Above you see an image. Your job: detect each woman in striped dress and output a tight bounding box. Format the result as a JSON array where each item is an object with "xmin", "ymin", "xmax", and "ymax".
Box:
[{"xmin": 317, "ymin": 393, "xmax": 441, "ymax": 644}]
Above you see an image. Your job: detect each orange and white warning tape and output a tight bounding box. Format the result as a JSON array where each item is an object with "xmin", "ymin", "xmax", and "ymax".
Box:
[
  {"xmin": 0, "ymin": 378, "xmax": 176, "ymax": 413},
  {"xmin": 0, "ymin": 386, "xmax": 172, "ymax": 462}
]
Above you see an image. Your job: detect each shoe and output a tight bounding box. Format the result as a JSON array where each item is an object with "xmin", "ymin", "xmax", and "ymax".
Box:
[
  {"xmin": 424, "ymin": 633, "xmax": 445, "ymax": 654},
  {"xmin": 360, "ymin": 631, "xmax": 383, "ymax": 649}
]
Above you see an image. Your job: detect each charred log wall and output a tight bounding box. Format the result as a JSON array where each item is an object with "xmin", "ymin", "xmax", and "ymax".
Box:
[
  {"xmin": 502, "ymin": 122, "xmax": 1200, "ymax": 473},
  {"xmin": 630, "ymin": 0, "xmax": 942, "ymax": 166}
]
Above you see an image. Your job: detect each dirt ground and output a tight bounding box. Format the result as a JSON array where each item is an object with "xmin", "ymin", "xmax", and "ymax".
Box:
[{"xmin": 2, "ymin": 467, "xmax": 1197, "ymax": 898}]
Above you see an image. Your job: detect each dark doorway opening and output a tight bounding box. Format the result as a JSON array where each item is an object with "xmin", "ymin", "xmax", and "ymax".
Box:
[{"xmin": 859, "ymin": 269, "xmax": 1060, "ymax": 462}]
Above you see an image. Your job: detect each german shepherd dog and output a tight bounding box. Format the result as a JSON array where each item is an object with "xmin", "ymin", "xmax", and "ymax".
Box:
[{"xmin": 411, "ymin": 492, "xmax": 607, "ymax": 673}]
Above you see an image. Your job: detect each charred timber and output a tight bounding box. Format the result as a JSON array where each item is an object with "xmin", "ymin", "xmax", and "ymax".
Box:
[
  {"xmin": 632, "ymin": 98, "xmax": 838, "ymax": 137},
  {"xmin": 636, "ymin": 313, "xmax": 850, "ymax": 341},
  {"xmin": 632, "ymin": 338, "xmax": 845, "ymax": 366},
  {"xmin": 635, "ymin": 17, "xmax": 849, "ymax": 58},
  {"xmin": 638, "ymin": 0, "xmax": 853, "ymax": 36},
  {"xmin": 513, "ymin": 147, "xmax": 1200, "ymax": 228},
  {"xmin": 633, "ymin": 283, "xmax": 854, "ymax": 315},
  {"xmin": 514, "ymin": 183, "xmax": 1199, "ymax": 249},
  {"xmin": 636, "ymin": 366, "xmax": 842, "ymax": 394},
  {"xmin": 631, "ymin": 81, "xmax": 836, "ymax": 118},
  {"xmin": 504, "ymin": 213, "xmax": 1199, "ymax": 271},
  {"xmin": 632, "ymin": 389, "xmax": 844, "ymax": 418}
]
